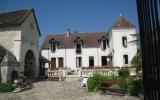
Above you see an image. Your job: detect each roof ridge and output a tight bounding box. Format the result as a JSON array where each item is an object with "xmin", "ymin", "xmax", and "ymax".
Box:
[
  {"xmin": 0, "ymin": 8, "xmax": 33, "ymax": 14},
  {"xmin": 47, "ymin": 31, "xmax": 107, "ymax": 36},
  {"xmin": 112, "ymin": 16, "xmax": 134, "ymax": 28}
]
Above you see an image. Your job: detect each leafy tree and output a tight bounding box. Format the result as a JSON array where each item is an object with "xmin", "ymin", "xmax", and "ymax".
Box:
[{"xmin": 131, "ymin": 48, "xmax": 142, "ymax": 75}]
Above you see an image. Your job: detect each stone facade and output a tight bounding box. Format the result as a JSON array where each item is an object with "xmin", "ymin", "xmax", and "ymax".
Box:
[{"xmin": 0, "ymin": 8, "xmax": 40, "ymax": 83}]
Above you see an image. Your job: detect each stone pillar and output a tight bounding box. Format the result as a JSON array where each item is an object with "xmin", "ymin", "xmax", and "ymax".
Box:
[{"xmin": 1, "ymin": 65, "xmax": 11, "ymax": 83}]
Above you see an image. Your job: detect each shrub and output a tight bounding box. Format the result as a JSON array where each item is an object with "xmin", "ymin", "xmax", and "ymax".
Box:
[
  {"xmin": 0, "ymin": 83, "xmax": 15, "ymax": 93},
  {"xmin": 87, "ymin": 73, "xmax": 120, "ymax": 92},
  {"xmin": 118, "ymin": 68, "xmax": 130, "ymax": 78},
  {"xmin": 130, "ymin": 79, "xmax": 143, "ymax": 96},
  {"xmin": 87, "ymin": 73, "xmax": 107, "ymax": 92},
  {"xmin": 67, "ymin": 71, "xmax": 73, "ymax": 75}
]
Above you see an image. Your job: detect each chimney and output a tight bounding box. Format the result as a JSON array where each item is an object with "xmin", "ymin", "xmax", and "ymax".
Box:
[{"xmin": 66, "ymin": 28, "xmax": 70, "ymax": 37}]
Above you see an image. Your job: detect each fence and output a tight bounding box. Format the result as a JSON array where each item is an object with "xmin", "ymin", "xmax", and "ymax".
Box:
[
  {"xmin": 136, "ymin": 0, "xmax": 160, "ymax": 99},
  {"xmin": 79, "ymin": 67, "xmax": 137, "ymax": 78},
  {"xmin": 48, "ymin": 69, "xmax": 66, "ymax": 81}
]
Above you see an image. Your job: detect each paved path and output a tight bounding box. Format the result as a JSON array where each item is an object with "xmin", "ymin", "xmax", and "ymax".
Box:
[{"xmin": 0, "ymin": 77, "xmax": 141, "ymax": 100}]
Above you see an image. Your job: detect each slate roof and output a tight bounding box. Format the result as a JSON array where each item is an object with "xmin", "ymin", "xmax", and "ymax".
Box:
[
  {"xmin": 39, "ymin": 55, "xmax": 49, "ymax": 63},
  {"xmin": 0, "ymin": 8, "xmax": 41, "ymax": 36},
  {"xmin": 0, "ymin": 45, "xmax": 17, "ymax": 64},
  {"xmin": 41, "ymin": 32, "xmax": 108, "ymax": 49},
  {"xmin": 0, "ymin": 45, "xmax": 8, "ymax": 63},
  {"xmin": 112, "ymin": 16, "xmax": 134, "ymax": 28}
]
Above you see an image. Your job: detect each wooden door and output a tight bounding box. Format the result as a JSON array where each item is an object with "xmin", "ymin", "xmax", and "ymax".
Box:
[
  {"xmin": 51, "ymin": 58, "xmax": 56, "ymax": 70},
  {"xmin": 58, "ymin": 58, "xmax": 63, "ymax": 68}
]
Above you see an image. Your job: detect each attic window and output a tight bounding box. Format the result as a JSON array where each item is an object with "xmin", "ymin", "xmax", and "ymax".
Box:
[
  {"xmin": 49, "ymin": 38, "xmax": 58, "ymax": 52},
  {"xmin": 74, "ymin": 37, "xmax": 83, "ymax": 54},
  {"xmin": 99, "ymin": 36, "xmax": 109, "ymax": 50}
]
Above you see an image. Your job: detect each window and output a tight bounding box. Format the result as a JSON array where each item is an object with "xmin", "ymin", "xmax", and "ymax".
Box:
[
  {"xmin": 101, "ymin": 56, "xmax": 107, "ymax": 66},
  {"xmin": 76, "ymin": 57, "xmax": 82, "ymax": 67},
  {"xmin": 51, "ymin": 44, "xmax": 56, "ymax": 52},
  {"xmin": 99, "ymin": 36, "xmax": 109, "ymax": 50},
  {"xmin": 123, "ymin": 55, "xmax": 128, "ymax": 64},
  {"xmin": 49, "ymin": 38, "xmax": 58, "ymax": 52},
  {"xmin": 76, "ymin": 43, "xmax": 81, "ymax": 53},
  {"xmin": 89, "ymin": 56, "xmax": 94, "ymax": 67},
  {"xmin": 102, "ymin": 40, "xmax": 106, "ymax": 49},
  {"xmin": 122, "ymin": 36, "xmax": 127, "ymax": 47},
  {"xmin": 74, "ymin": 37, "xmax": 83, "ymax": 54}
]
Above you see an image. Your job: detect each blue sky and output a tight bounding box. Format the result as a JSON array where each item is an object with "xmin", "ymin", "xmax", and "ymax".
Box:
[{"xmin": 0, "ymin": 0, "xmax": 139, "ymax": 45}]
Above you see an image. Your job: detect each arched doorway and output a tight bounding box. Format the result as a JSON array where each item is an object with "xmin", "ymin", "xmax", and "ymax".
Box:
[{"xmin": 24, "ymin": 50, "xmax": 36, "ymax": 79}]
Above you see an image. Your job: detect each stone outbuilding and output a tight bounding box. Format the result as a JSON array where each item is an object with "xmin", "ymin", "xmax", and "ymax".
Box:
[{"xmin": 0, "ymin": 8, "xmax": 41, "ymax": 83}]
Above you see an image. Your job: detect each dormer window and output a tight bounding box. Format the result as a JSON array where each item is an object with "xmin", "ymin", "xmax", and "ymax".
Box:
[
  {"xmin": 122, "ymin": 36, "xmax": 127, "ymax": 47},
  {"xmin": 99, "ymin": 36, "xmax": 109, "ymax": 50},
  {"xmin": 49, "ymin": 38, "xmax": 58, "ymax": 52},
  {"xmin": 74, "ymin": 37, "xmax": 83, "ymax": 54}
]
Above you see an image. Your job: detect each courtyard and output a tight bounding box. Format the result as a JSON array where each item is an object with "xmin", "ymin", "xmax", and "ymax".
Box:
[{"xmin": 0, "ymin": 77, "xmax": 141, "ymax": 100}]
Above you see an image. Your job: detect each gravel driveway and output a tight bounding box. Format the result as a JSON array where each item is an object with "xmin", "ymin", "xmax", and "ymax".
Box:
[{"xmin": 0, "ymin": 77, "xmax": 141, "ymax": 100}]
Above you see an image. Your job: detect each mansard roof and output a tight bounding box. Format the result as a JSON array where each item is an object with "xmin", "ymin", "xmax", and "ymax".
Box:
[
  {"xmin": 112, "ymin": 16, "xmax": 134, "ymax": 28},
  {"xmin": 41, "ymin": 32, "xmax": 108, "ymax": 49},
  {"xmin": 0, "ymin": 8, "xmax": 41, "ymax": 36}
]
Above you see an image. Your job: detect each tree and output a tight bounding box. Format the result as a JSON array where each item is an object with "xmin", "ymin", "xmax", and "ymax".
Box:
[{"xmin": 131, "ymin": 48, "xmax": 142, "ymax": 75}]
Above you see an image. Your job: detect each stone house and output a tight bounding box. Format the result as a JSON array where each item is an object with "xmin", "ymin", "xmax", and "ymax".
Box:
[
  {"xmin": 0, "ymin": 8, "xmax": 41, "ymax": 83},
  {"xmin": 41, "ymin": 16, "xmax": 137, "ymax": 71}
]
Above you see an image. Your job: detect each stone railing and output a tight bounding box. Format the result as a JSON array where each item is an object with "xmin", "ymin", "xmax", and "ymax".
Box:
[
  {"xmin": 79, "ymin": 67, "xmax": 137, "ymax": 78},
  {"xmin": 48, "ymin": 69, "xmax": 66, "ymax": 81}
]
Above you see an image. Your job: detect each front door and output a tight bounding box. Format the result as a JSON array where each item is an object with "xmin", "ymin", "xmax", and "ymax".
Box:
[
  {"xmin": 89, "ymin": 56, "xmax": 94, "ymax": 67},
  {"xmin": 51, "ymin": 58, "xmax": 56, "ymax": 70},
  {"xmin": 102, "ymin": 56, "xmax": 107, "ymax": 66},
  {"xmin": 58, "ymin": 58, "xmax": 63, "ymax": 68}
]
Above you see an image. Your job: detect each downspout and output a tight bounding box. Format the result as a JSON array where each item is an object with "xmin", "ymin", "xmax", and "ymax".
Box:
[
  {"xmin": 97, "ymin": 46, "xmax": 99, "ymax": 66},
  {"xmin": 48, "ymin": 49, "xmax": 50, "ymax": 69},
  {"xmin": 65, "ymin": 48, "xmax": 66, "ymax": 68}
]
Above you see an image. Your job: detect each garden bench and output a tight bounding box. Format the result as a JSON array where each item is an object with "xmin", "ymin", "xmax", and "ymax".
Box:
[
  {"xmin": 99, "ymin": 80, "xmax": 127, "ymax": 96},
  {"xmin": 48, "ymin": 76, "xmax": 59, "ymax": 81}
]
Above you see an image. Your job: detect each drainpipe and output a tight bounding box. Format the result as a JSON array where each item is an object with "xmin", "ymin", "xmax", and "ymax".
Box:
[
  {"xmin": 65, "ymin": 48, "xmax": 67, "ymax": 68},
  {"xmin": 97, "ymin": 46, "xmax": 99, "ymax": 66},
  {"xmin": 48, "ymin": 49, "xmax": 50, "ymax": 69}
]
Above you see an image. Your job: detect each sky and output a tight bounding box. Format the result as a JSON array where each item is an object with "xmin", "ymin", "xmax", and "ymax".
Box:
[{"xmin": 0, "ymin": 0, "xmax": 139, "ymax": 45}]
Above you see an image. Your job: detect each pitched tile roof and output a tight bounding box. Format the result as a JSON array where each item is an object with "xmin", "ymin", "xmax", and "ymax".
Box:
[
  {"xmin": 112, "ymin": 16, "xmax": 134, "ymax": 28},
  {"xmin": 0, "ymin": 8, "xmax": 41, "ymax": 36},
  {"xmin": 41, "ymin": 32, "xmax": 108, "ymax": 49},
  {"xmin": 0, "ymin": 8, "xmax": 32, "ymax": 26}
]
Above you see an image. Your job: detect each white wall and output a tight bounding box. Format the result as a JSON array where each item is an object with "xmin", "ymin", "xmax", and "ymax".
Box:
[
  {"xmin": 41, "ymin": 47, "xmax": 110, "ymax": 70},
  {"xmin": 42, "ymin": 28, "xmax": 137, "ymax": 70},
  {"xmin": 110, "ymin": 28, "xmax": 137, "ymax": 67}
]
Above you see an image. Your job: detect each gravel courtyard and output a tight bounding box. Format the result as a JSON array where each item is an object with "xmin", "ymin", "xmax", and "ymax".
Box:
[{"xmin": 0, "ymin": 77, "xmax": 141, "ymax": 100}]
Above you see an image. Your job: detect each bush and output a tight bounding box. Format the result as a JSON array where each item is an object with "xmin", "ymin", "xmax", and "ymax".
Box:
[
  {"xmin": 67, "ymin": 71, "xmax": 73, "ymax": 75},
  {"xmin": 0, "ymin": 83, "xmax": 15, "ymax": 93},
  {"xmin": 118, "ymin": 68, "xmax": 130, "ymax": 78},
  {"xmin": 130, "ymin": 79, "xmax": 143, "ymax": 96},
  {"xmin": 87, "ymin": 73, "xmax": 120, "ymax": 92},
  {"xmin": 87, "ymin": 73, "xmax": 107, "ymax": 92}
]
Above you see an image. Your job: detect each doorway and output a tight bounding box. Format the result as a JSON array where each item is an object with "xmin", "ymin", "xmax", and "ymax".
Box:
[
  {"xmin": 58, "ymin": 57, "xmax": 63, "ymax": 68},
  {"xmin": 24, "ymin": 50, "xmax": 36, "ymax": 79},
  {"xmin": 51, "ymin": 58, "xmax": 56, "ymax": 70},
  {"xmin": 89, "ymin": 56, "xmax": 94, "ymax": 67}
]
